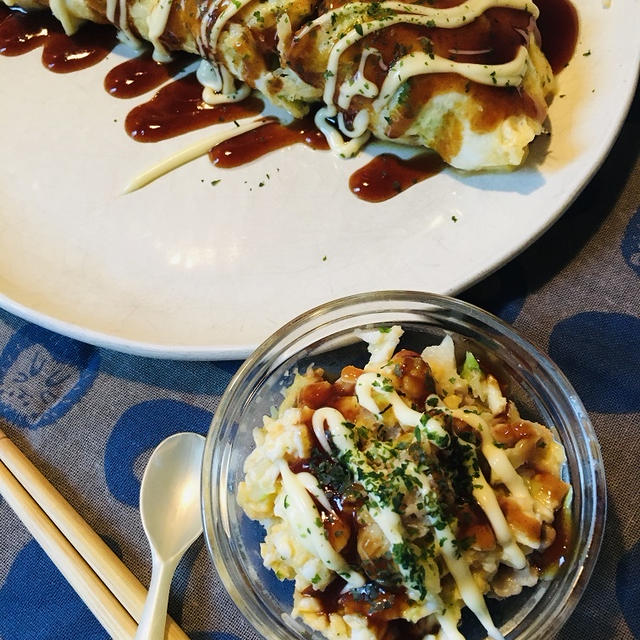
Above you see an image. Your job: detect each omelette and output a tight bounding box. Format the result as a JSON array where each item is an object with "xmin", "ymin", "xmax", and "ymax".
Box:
[{"xmin": 3, "ymin": 0, "xmax": 557, "ymax": 169}]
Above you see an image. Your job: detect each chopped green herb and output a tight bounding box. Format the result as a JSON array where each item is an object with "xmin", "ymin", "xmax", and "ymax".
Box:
[
  {"xmin": 452, "ymin": 535, "xmax": 475, "ymax": 557},
  {"xmin": 396, "ymin": 81, "xmax": 411, "ymax": 106}
]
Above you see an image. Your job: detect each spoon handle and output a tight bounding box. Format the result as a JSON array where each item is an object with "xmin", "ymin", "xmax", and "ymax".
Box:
[{"xmin": 135, "ymin": 552, "xmax": 181, "ymax": 640}]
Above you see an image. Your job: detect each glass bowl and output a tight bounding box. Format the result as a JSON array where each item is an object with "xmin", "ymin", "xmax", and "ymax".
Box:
[{"xmin": 201, "ymin": 291, "xmax": 606, "ymax": 640}]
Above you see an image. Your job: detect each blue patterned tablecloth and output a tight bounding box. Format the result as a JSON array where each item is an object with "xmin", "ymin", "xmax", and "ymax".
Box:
[{"xmin": 0, "ymin": 92, "xmax": 638, "ymax": 640}]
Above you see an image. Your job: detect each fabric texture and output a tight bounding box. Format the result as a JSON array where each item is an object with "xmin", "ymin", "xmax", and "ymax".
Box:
[{"xmin": 0, "ymin": 97, "xmax": 638, "ymax": 640}]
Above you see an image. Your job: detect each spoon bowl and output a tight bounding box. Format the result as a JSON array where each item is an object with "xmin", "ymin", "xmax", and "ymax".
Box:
[{"xmin": 136, "ymin": 432, "xmax": 205, "ymax": 640}]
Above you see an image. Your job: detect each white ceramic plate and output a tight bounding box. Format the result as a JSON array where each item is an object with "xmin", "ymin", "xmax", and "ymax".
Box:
[{"xmin": 0, "ymin": 0, "xmax": 638, "ymax": 360}]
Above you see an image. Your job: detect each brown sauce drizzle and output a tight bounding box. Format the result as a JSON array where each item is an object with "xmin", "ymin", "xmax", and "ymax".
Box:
[
  {"xmin": 0, "ymin": 8, "xmax": 59, "ymax": 56},
  {"xmin": 341, "ymin": 586, "xmax": 409, "ymax": 623},
  {"xmin": 209, "ymin": 116, "xmax": 329, "ymax": 167},
  {"xmin": 43, "ymin": 22, "xmax": 116, "ymax": 72},
  {"xmin": 455, "ymin": 502, "xmax": 497, "ymax": 551},
  {"xmin": 536, "ymin": 0, "xmax": 579, "ymax": 74},
  {"xmin": 0, "ymin": 0, "xmax": 578, "ymax": 201},
  {"xmin": 349, "ymin": 152, "xmax": 444, "ymax": 203},
  {"xmin": 124, "ymin": 72, "xmax": 264, "ymax": 142},
  {"xmin": 104, "ymin": 51, "xmax": 192, "ymax": 98},
  {"xmin": 304, "ymin": 577, "xmax": 409, "ymax": 626},
  {"xmin": 0, "ymin": 8, "xmax": 115, "ymax": 71},
  {"xmin": 289, "ymin": 0, "xmax": 579, "ymax": 144},
  {"xmin": 531, "ymin": 501, "xmax": 572, "ymax": 576},
  {"xmin": 290, "ymin": 367, "xmax": 574, "ymax": 633},
  {"xmin": 298, "ymin": 380, "xmax": 335, "ymax": 411},
  {"xmin": 292, "ymin": 5, "xmax": 536, "ymax": 93},
  {"xmin": 304, "ymin": 578, "xmax": 346, "ymax": 616}
]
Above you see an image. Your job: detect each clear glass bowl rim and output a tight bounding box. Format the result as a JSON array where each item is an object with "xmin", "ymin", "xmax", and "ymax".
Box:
[{"xmin": 201, "ymin": 290, "xmax": 607, "ymax": 640}]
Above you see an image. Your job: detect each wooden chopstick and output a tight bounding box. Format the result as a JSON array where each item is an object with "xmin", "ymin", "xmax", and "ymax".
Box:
[
  {"xmin": 0, "ymin": 459, "xmax": 138, "ymax": 639},
  {"xmin": 0, "ymin": 428, "xmax": 190, "ymax": 640}
]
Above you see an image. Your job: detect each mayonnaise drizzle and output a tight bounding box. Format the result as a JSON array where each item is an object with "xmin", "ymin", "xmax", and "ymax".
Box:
[
  {"xmin": 295, "ymin": 470, "xmax": 335, "ymax": 514},
  {"xmin": 106, "ymin": 0, "xmax": 117, "ymax": 25},
  {"xmin": 105, "ymin": 0, "xmax": 140, "ymax": 48},
  {"xmin": 415, "ymin": 403, "xmax": 528, "ymax": 568},
  {"xmin": 297, "ymin": 0, "xmax": 538, "ymax": 40},
  {"xmin": 123, "ymin": 117, "xmax": 270, "ymax": 193},
  {"xmin": 452, "ymin": 410, "xmax": 536, "ymax": 515},
  {"xmin": 312, "ymin": 416, "xmax": 333, "ymax": 455},
  {"xmin": 197, "ymin": 60, "xmax": 251, "ymax": 104},
  {"xmin": 338, "ymin": 52, "xmax": 379, "ymax": 106},
  {"xmin": 278, "ymin": 461, "xmax": 366, "ymax": 589},
  {"xmin": 311, "ymin": 0, "xmax": 537, "ymax": 155},
  {"xmin": 353, "ymin": 373, "xmax": 507, "ymax": 638},
  {"xmin": 355, "ymin": 372, "xmax": 450, "ymax": 447},
  {"xmin": 466, "ymin": 460, "xmax": 527, "ymax": 568},
  {"xmin": 147, "ymin": 0, "xmax": 174, "ymax": 61},
  {"xmin": 276, "ymin": 12, "xmax": 292, "ymax": 58},
  {"xmin": 438, "ymin": 606, "xmax": 466, "ymax": 640},
  {"xmin": 314, "ymin": 107, "xmax": 370, "ymax": 157},
  {"xmin": 195, "ymin": 0, "xmax": 256, "ymax": 101},
  {"xmin": 335, "ymin": 47, "xmax": 380, "ymax": 137},
  {"xmin": 355, "ymin": 369, "xmax": 526, "ymax": 569},
  {"xmin": 313, "ymin": 345, "xmax": 531, "ymax": 621},
  {"xmin": 118, "ymin": 0, "xmax": 142, "ymax": 48},
  {"xmin": 337, "ymin": 109, "xmax": 370, "ymax": 139},
  {"xmin": 201, "ymin": 0, "xmax": 254, "ymax": 58},
  {"xmin": 372, "ymin": 46, "xmax": 529, "ymax": 110},
  {"xmin": 313, "ymin": 407, "xmax": 443, "ymax": 604},
  {"xmin": 449, "ymin": 408, "xmax": 542, "ymax": 550},
  {"xmin": 314, "ymin": 404, "xmax": 504, "ymax": 640},
  {"xmin": 436, "ymin": 524, "xmax": 504, "ymax": 640}
]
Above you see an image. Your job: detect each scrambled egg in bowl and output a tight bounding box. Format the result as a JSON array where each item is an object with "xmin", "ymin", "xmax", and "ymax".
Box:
[{"xmin": 238, "ymin": 326, "xmax": 570, "ymax": 640}]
